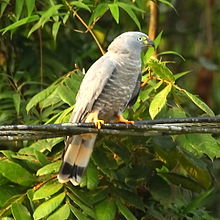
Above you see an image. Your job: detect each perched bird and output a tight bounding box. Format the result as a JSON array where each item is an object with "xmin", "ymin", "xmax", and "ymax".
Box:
[{"xmin": 57, "ymin": 32, "xmax": 154, "ymax": 185}]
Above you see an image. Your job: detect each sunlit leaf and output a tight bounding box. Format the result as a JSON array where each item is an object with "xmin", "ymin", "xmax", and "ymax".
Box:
[
  {"xmin": 11, "ymin": 203, "xmax": 32, "ymax": 220},
  {"xmin": 183, "ymin": 90, "xmax": 215, "ymax": 116},
  {"xmin": 57, "ymin": 84, "xmax": 75, "ymax": 106},
  {"xmin": 176, "ymin": 133, "xmax": 220, "ymax": 161},
  {"xmin": 108, "ymin": 3, "xmax": 119, "ymax": 23},
  {"xmin": 144, "ymin": 31, "xmax": 163, "ymax": 62},
  {"xmin": 28, "ymin": 4, "xmax": 63, "ymax": 37},
  {"xmin": 0, "ymin": 160, "xmax": 35, "ymax": 186},
  {"xmin": 147, "ymin": 58, "xmax": 175, "ymax": 82},
  {"xmin": 0, "ymin": 0, "xmax": 9, "ymax": 17},
  {"xmin": 47, "ymin": 204, "xmax": 70, "ymax": 220},
  {"xmin": 52, "ymin": 21, "xmax": 61, "ymax": 42},
  {"xmin": 89, "ymin": 3, "xmax": 108, "ymax": 25},
  {"xmin": 118, "ymin": 2, "xmax": 141, "ymax": 30},
  {"xmin": 26, "ymin": 84, "xmax": 56, "ymax": 112},
  {"xmin": 70, "ymin": 1, "xmax": 91, "ymax": 12},
  {"xmin": 158, "ymin": 50, "xmax": 185, "ymax": 61},
  {"xmin": 37, "ymin": 160, "xmax": 61, "ymax": 176},
  {"xmin": 95, "ymin": 199, "xmax": 117, "ymax": 220},
  {"xmin": 149, "ymin": 84, "xmax": 172, "ymax": 119},
  {"xmin": 25, "ymin": 0, "xmax": 35, "ymax": 16},
  {"xmin": 1, "ymin": 15, "xmax": 39, "ymax": 34},
  {"xmin": 33, "ymin": 182, "xmax": 63, "ymax": 200},
  {"xmin": 15, "ymin": 0, "xmax": 24, "ymax": 20},
  {"xmin": 34, "ymin": 150, "xmax": 50, "ymax": 166},
  {"xmin": 33, "ymin": 192, "xmax": 65, "ymax": 220}
]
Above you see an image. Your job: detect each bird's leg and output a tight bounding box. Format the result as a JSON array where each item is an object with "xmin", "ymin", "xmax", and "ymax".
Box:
[
  {"xmin": 85, "ymin": 111, "xmax": 104, "ymax": 129},
  {"xmin": 117, "ymin": 114, "xmax": 134, "ymax": 124}
]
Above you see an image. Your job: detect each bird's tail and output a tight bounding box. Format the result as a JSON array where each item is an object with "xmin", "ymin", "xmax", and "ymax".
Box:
[{"xmin": 57, "ymin": 133, "xmax": 97, "ymax": 185}]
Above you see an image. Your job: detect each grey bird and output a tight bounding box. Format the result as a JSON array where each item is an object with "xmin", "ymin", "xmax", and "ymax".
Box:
[{"xmin": 57, "ymin": 32, "xmax": 154, "ymax": 185}]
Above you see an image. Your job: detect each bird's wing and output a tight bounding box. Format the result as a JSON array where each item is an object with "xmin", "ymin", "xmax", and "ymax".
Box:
[
  {"xmin": 127, "ymin": 72, "xmax": 142, "ymax": 107},
  {"xmin": 70, "ymin": 53, "xmax": 116, "ymax": 123}
]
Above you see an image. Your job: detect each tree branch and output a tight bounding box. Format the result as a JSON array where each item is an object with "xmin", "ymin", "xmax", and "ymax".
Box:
[{"xmin": 0, "ymin": 117, "xmax": 220, "ymax": 141}]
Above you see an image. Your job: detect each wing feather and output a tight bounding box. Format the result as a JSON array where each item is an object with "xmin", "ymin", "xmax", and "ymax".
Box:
[
  {"xmin": 70, "ymin": 53, "xmax": 116, "ymax": 122},
  {"xmin": 127, "ymin": 72, "xmax": 142, "ymax": 107}
]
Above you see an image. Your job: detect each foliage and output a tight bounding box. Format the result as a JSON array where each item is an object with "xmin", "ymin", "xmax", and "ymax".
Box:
[{"xmin": 0, "ymin": 0, "xmax": 220, "ymax": 219}]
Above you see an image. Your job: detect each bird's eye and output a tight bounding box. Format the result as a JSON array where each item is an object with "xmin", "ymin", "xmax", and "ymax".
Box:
[{"xmin": 137, "ymin": 37, "xmax": 142, "ymax": 41}]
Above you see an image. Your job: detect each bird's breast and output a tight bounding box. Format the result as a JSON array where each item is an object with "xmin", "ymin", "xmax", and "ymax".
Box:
[{"xmin": 92, "ymin": 58, "xmax": 141, "ymax": 121}]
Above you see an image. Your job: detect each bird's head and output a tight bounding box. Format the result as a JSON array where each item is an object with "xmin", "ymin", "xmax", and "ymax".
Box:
[{"xmin": 108, "ymin": 31, "xmax": 155, "ymax": 55}]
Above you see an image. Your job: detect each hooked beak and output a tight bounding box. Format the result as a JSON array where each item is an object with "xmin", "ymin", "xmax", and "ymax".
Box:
[{"xmin": 144, "ymin": 38, "xmax": 155, "ymax": 49}]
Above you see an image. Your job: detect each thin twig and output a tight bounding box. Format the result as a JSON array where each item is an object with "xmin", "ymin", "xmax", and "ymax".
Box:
[{"xmin": 66, "ymin": 1, "xmax": 105, "ymax": 55}]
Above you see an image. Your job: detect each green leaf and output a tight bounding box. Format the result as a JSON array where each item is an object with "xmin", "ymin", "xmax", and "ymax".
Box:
[
  {"xmin": 70, "ymin": 1, "xmax": 91, "ymax": 12},
  {"xmin": 176, "ymin": 133, "xmax": 220, "ymax": 161},
  {"xmin": 148, "ymin": 175, "xmax": 172, "ymax": 205},
  {"xmin": 89, "ymin": 3, "xmax": 108, "ymax": 25},
  {"xmin": 116, "ymin": 201, "xmax": 137, "ymax": 220},
  {"xmin": 37, "ymin": 160, "xmax": 61, "ymax": 176},
  {"xmin": 149, "ymin": 84, "xmax": 172, "ymax": 119},
  {"xmin": 85, "ymin": 162, "xmax": 99, "ymax": 190},
  {"xmin": 144, "ymin": 31, "xmax": 163, "ymax": 62},
  {"xmin": 158, "ymin": 50, "xmax": 185, "ymax": 61},
  {"xmin": 12, "ymin": 93, "xmax": 21, "ymax": 115},
  {"xmin": 11, "ymin": 203, "xmax": 32, "ymax": 220},
  {"xmin": 33, "ymin": 192, "xmax": 65, "ymax": 220},
  {"xmin": 67, "ymin": 193, "xmax": 96, "ymax": 219},
  {"xmin": 25, "ymin": 0, "xmax": 35, "ymax": 16},
  {"xmin": 52, "ymin": 21, "xmax": 61, "ymax": 42},
  {"xmin": 15, "ymin": 0, "xmax": 24, "ymax": 20},
  {"xmin": 33, "ymin": 182, "xmax": 63, "ymax": 200},
  {"xmin": 47, "ymin": 204, "xmax": 70, "ymax": 220},
  {"xmin": 28, "ymin": 4, "xmax": 63, "ymax": 37},
  {"xmin": 1, "ymin": 15, "xmax": 39, "ymax": 34},
  {"xmin": 0, "ymin": 185, "xmax": 19, "ymax": 207},
  {"xmin": 114, "ymin": 189, "xmax": 144, "ymax": 211},
  {"xmin": 183, "ymin": 189, "xmax": 214, "ymax": 214},
  {"xmin": 118, "ymin": 2, "xmax": 141, "ymax": 30},
  {"xmin": 183, "ymin": 90, "xmax": 215, "ymax": 116},
  {"xmin": 160, "ymin": 172, "xmax": 204, "ymax": 193},
  {"xmin": 0, "ymin": 160, "xmax": 35, "ymax": 186},
  {"xmin": 57, "ymin": 84, "xmax": 75, "ymax": 106},
  {"xmin": 108, "ymin": 3, "xmax": 119, "ymax": 23},
  {"xmin": 19, "ymin": 138, "xmax": 63, "ymax": 154},
  {"xmin": 0, "ymin": 0, "xmax": 9, "ymax": 17},
  {"xmin": 70, "ymin": 205, "xmax": 91, "ymax": 220},
  {"xmin": 26, "ymin": 84, "xmax": 56, "ymax": 112},
  {"xmin": 95, "ymin": 199, "xmax": 117, "ymax": 220},
  {"xmin": 158, "ymin": 0, "xmax": 177, "ymax": 13},
  {"xmin": 174, "ymin": 71, "xmax": 191, "ymax": 80},
  {"xmin": 147, "ymin": 58, "xmax": 175, "ymax": 82},
  {"xmin": 34, "ymin": 150, "xmax": 50, "ymax": 166}
]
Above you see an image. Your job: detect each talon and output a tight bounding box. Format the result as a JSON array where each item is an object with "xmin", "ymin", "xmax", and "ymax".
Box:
[
  {"xmin": 117, "ymin": 114, "xmax": 134, "ymax": 124},
  {"xmin": 85, "ymin": 111, "xmax": 104, "ymax": 129},
  {"xmin": 94, "ymin": 120, "xmax": 104, "ymax": 129}
]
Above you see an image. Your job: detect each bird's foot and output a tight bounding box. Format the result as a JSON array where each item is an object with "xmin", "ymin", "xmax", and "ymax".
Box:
[
  {"xmin": 117, "ymin": 114, "xmax": 134, "ymax": 124},
  {"xmin": 85, "ymin": 111, "xmax": 104, "ymax": 129}
]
